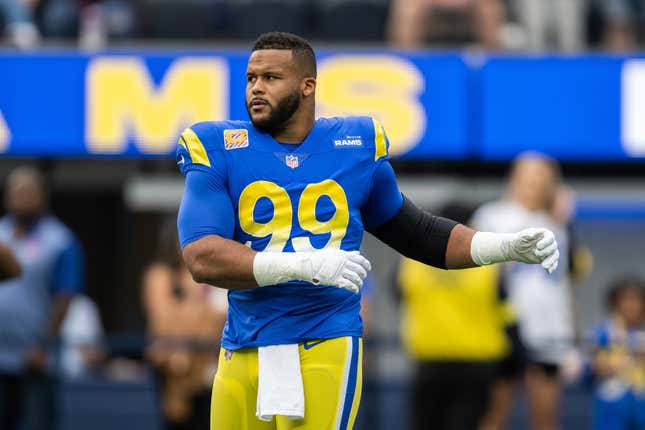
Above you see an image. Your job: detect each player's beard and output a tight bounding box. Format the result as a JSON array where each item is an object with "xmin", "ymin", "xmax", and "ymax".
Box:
[{"xmin": 247, "ymin": 90, "xmax": 301, "ymax": 135}]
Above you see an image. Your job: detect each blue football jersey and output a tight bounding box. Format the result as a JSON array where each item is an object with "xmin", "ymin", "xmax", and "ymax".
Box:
[{"xmin": 176, "ymin": 116, "xmax": 400, "ymax": 349}]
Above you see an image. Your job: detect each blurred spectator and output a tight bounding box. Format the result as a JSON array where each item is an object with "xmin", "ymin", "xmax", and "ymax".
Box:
[
  {"xmin": 0, "ymin": 166, "xmax": 85, "ymax": 430},
  {"xmin": 397, "ymin": 203, "xmax": 511, "ymax": 430},
  {"xmin": 59, "ymin": 293, "xmax": 105, "ymax": 379},
  {"xmin": 599, "ymin": 0, "xmax": 645, "ymax": 50},
  {"xmin": 1, "ymin": 0, "xmax": 136, "ymax": 49},
  {"xmin": 77, "ymin": 0, "xmax": 137, "ymax": 50},
  {"xmin": 473, "ymin": 152, "xmax": 574, "ymax": 430},
  {"xmin": 0, "ymin": 0, "xmax": 40, "ymax": 48},
  {"xmin": 506, "ymin": 0, "xmax": 585, "ymax": 51},
  {"xmin": 0, "ymin": 240, "xmax": 20, "ymax": 280},
  {"xmin": 589, "ymin": 277, "xmax": 645, "ymax": 430},
  {"xmin": 387, "ymin": 0, "xmax": 505, "ymax": 49},
  {"xmin": 551, "ymin": 184, "xmax": 593, "ymax": 287},
  {"xmin": 142, "ymin": 221, "xmax": 227, "ymax": 430}
]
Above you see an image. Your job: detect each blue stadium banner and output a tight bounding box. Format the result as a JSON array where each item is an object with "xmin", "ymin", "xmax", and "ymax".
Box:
[
  {"xmin": 0, "ymin": 51, "xmax": 644, "ymax": 160},
  {"xmin": 0, "ymin": 51, "xmax": 469, "ymax": 159},
  {"xmin": 480, "ymin": 55, "xmax": 645, "ymax": 161}
]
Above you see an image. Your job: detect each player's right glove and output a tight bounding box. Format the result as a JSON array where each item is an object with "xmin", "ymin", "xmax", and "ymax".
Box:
[
  {"xmin": 253, "ymin": 249, "xmax": 372, "ymax": 293},
  {"xmin": 470, "ymin": 228, "xmax": 560, "ymax": 274}
]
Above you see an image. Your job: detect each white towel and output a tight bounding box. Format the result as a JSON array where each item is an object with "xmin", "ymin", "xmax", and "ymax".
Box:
[{"xmin": 256, "ymin": 344, "xmax": 305, "ymax": 421}]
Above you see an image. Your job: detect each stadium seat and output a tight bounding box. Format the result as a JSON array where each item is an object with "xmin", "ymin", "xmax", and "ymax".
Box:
[
  {"xmin": 225, "ymin": 0, "xmax": 312, "ymax": 41},
  {"xmin": 139, "ymin": 0, "xmax": 230, "ymax": 39},
  {"xmin": 314, "ymin": 0, "xmax": 389, "ymax": 41}
]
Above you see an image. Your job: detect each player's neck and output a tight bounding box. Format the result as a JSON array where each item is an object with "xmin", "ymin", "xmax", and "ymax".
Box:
[{"xmin": 271, "ymin": 111, "xmax": 315, "ymax": 144}]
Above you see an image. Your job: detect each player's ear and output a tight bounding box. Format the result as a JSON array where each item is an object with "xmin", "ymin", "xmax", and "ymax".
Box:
[{"xmin": 301, "ymin": 77, "xmax": 316, "ymax": 97}]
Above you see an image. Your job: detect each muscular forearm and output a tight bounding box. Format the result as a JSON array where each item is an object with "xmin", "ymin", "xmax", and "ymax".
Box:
[
  {"xmin": 182, "ymin": 235, "xmax": 259, "ymax": 289},
  {"xmin": 369, "ymin": 195, "xmax": 559, "ymax": 272},
  {"xmin": 183, "ymin": 235, "xmax": 371, "ymax": 292},
  {"xmin": 0, "ymin": 243, "xmax": 21, "ymax": 281},
  {"xmin": 445, "ymin": 224, "xmax": 477, "ymax": 269}
]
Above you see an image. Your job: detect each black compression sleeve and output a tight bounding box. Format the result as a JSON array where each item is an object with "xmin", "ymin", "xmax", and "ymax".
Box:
[{"xmin": 367, "ymin": 195, "xmax": 459, "ymax": 269}]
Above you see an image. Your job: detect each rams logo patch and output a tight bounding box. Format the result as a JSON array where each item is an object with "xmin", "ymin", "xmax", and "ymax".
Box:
[{"xmin": 224, "ymin": 129, "xmax": 249, "ymax": 150}]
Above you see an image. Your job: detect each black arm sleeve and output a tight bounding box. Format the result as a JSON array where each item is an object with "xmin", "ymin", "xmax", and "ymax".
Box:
[{"xmin": 367, "ymin": 195, "xmax": 459, "ymax": 269}]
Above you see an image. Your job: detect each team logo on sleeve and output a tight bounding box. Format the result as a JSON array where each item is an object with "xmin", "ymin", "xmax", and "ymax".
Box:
[
  {"xmin": 333, "ymin": 135, "xmax": 363, "ymax": 148},
  {"xmin": 224, "ymin": 129, "xmax": 249, "ymax": 150}
]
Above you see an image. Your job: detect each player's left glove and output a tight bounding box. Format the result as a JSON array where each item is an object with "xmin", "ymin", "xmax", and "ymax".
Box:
[{"xmin": 471, "ymin": 228, "xmax": 559, "ymax": 274}]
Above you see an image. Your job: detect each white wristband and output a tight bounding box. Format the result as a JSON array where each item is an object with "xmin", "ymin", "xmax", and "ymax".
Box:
[
  {"xmin": 253, "ymin": 252, "xmax": 311, "ymax": 287},
  {"xmin": 470, "ymin": 231, "xmax": 514, "ymax": 266}
]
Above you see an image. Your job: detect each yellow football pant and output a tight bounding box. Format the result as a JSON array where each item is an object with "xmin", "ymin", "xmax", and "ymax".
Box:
[{"xmin": 211, "ymin": 336, "xmax": 362, "ymax": 430}]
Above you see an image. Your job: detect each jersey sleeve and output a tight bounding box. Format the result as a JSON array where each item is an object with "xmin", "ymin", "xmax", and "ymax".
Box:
[
  {"xmin": 176, "ymin": 123, "xmax": 235, "ymax": 248},
  {"xmin": 360, "ymin": 118, "xmax": 403, "ymax": 230},
  {"xmin": 371, "ymin": 117, "xmax": 391, "ymax": 163},
  {"xmin": 176, "ymin": 122, "xmax": 220, "ymax": 176}
]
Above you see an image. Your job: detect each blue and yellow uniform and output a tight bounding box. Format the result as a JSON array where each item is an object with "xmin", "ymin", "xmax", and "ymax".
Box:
[
  {"xmin": 176, "ymin": 116, "xmax": 402, "ymax": 430},
  {"xmin": 591, "ymin": 321, "xmax": 645, "ymax": 430}
]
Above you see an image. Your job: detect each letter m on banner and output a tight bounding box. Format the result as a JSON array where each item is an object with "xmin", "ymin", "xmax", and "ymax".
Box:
[{"xmin": 86, "ymin": 56, "xmax": 228, "ymax": 154}]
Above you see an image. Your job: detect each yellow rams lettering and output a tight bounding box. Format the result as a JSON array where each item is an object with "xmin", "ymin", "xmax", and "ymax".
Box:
[
  {"xmin": 86, "ymin": 56, "xmax": 228, "ymax": 154},
  {"xmin": 317, "ymin": 55, "xmax": 425, "ymax": 156}
]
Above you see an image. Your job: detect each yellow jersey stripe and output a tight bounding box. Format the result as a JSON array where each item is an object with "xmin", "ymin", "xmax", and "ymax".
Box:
[
  {"xmin": 333, "ymin": 337, "xmax": 353, "ymax": 430},
  {"xmin": 181, "ymin": 128, "xmax": 211, "ymax": 167},
  {"xmin": 177, "ymin": 135, "xmax": 187, "ymax": 149},
  {"xmin": 372, "ymin": 118, "xmax": 387, "ymax": 161}
]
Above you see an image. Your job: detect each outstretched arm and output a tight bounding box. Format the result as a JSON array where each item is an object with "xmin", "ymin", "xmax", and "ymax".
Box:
[{"xmin": 363, "ymin": 162, "xmax": 559, "ymax": 272}]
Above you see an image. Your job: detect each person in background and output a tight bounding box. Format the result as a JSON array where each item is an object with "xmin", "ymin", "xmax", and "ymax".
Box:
[
  {"xmin": 473, "ymin": 152, "xmax": 573, "ymax": 430},
  {"xmin": 599, "ymin": 0, "xmax": 645, "ymax": 50},
  {"xmin": 142, "ymin": 220, "xmax": 227, "ymax": 430},
  {"xmin": 0, "ymin": 166, "xmax": 85, "ymax": 430},
  {"xmin": 0, "ymin": 240, "xmax": 21, "ymax": 280},
  {"xmin": 0, "ymin": 0, "xmax": 40, "ymax": 48},
  {"xmin": 59, "ymin": 293, "xmax": 105, "ymax": 379},
  {"xmin": 507, "ymin": 0, "xmax": 585, "ymax": 51},
  {"xmin": 387, "ymin": 0, "xmax": 504, "ymax": 49},
  {"xmin": 589, "ymin": 277, "xmax": 645, "ymax": 430},
  {"xmin": 398, "ymin": 203, "xmax": 512, "ymax": 430}
]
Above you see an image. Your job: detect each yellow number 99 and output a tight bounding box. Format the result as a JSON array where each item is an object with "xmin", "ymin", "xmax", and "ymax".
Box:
[
  {"xmin": 292, "ymin": 180, "xmax": 349, "ymax": 251},
  {"xmin": 238, "ymin": 181, "xmax": 292, "ymax": 251},
  {"xmin": 238, "ymin": 180, "xmax": 349, "ymax": 252}
]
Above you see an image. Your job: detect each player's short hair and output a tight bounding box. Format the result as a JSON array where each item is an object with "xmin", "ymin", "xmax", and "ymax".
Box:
[{"xmin": 252, "ymin": 32, "xmax": 317, "ymax": 78}]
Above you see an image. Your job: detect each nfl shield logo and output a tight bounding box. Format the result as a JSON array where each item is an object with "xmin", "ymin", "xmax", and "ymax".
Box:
[{"xmin": 285, "ymin": 155, "xmax": 299, "ymax": 169}]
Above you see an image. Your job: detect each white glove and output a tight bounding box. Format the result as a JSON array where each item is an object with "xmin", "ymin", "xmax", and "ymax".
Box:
[
  {"xmin": 253, "ymin": 249, "xmax": 372, "ymax": 293},
  {"xmin": 471, "ymin": 228, "xmax": 560, "ymax": 274}
]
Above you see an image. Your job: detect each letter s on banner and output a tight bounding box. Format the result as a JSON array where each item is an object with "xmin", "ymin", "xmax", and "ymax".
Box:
[
  {"xmin": 622, "ymin": 60, "xmax": 645, "ymax": 156},
  {"xmin": 86, "ymin": 57, "xmax": 228, "ymax": 155},
  {"xmin": 316, "ymin": 55, "xmax": 425, "ymax": 157}
]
